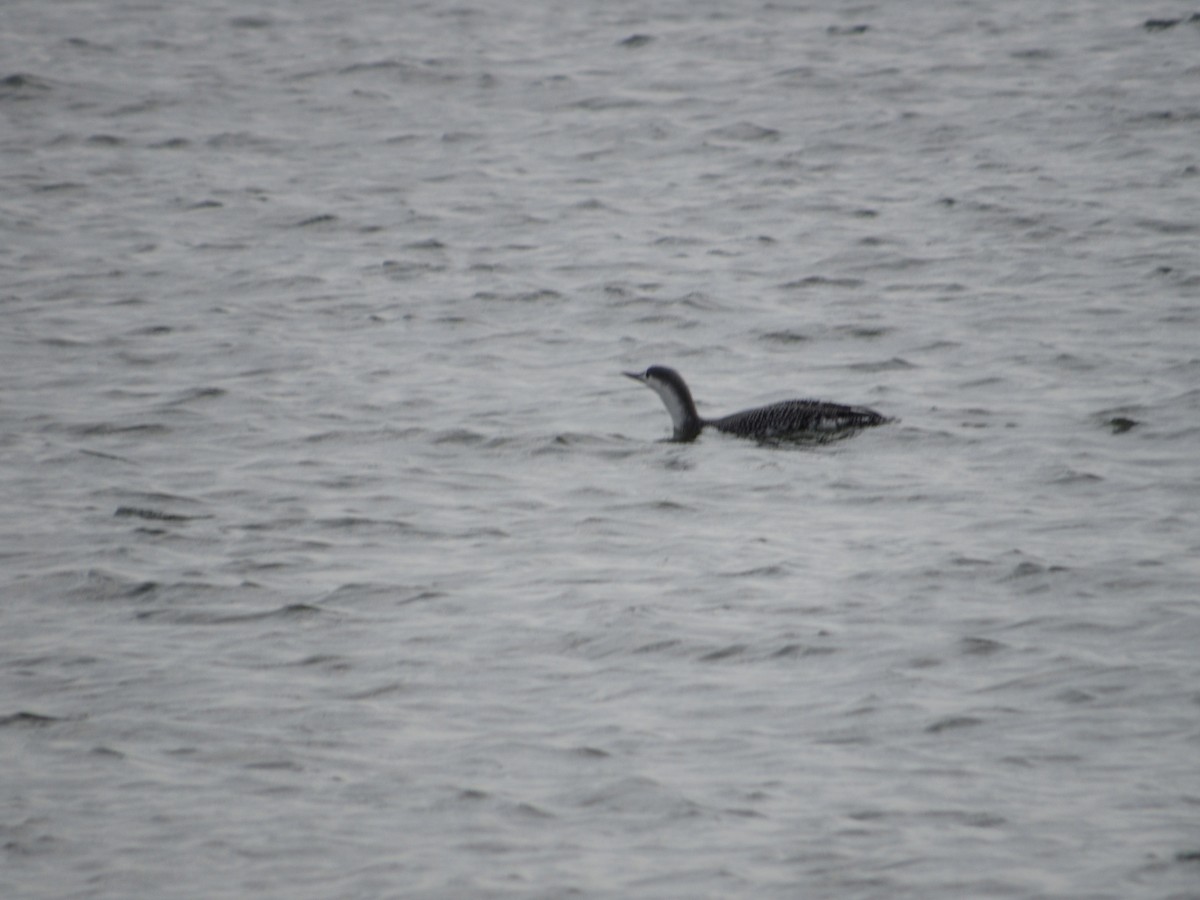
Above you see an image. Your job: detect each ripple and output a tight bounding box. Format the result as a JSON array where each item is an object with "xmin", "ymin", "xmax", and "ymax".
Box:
[
  {"xmin": 926, "ymin": 715, "xmax": 984, "ymax": 733},
  {"xmin": 0, "ymin": 711, "xmax": 64, "ymax": 728}
]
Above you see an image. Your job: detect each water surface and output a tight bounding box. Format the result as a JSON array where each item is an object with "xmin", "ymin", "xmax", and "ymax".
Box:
[{"xmin": 3, "ymin": 2, "xmax": 1199, "ymax": 897}]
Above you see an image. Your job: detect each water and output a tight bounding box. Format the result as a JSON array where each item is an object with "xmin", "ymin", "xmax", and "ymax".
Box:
[{"xmin": 3, "ymin": 1, "xmax": 1199, "ymax": 897}]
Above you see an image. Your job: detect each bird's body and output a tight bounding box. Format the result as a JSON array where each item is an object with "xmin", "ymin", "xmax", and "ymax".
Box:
[{"xmin": 624, "ymin": 365, "xmax": 889, "ymax": 443}]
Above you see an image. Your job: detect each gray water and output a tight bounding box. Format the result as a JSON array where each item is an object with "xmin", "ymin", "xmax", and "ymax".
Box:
[{"xmin": 3, "ymin": 1, "xmax": 1199, "ymax": 897}]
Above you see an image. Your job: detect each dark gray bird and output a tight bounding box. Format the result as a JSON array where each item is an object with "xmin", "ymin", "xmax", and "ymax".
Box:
[{"xmin": 624, "ymin": 365, "xmax": 890, "ymax": 443}]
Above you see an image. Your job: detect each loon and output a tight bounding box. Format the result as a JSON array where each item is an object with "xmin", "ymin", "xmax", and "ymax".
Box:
[{"xmin": 624, "ymin": 365, "xmax": 889, "ymax": 443}]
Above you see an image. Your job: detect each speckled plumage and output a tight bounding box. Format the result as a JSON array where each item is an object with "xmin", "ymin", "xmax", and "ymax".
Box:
[
  {"xmin": 709, "ymin": 399, "xmax": 888, "ymax": 439},
  {"xmin": 624, "ymin": 365, "xmax": 890, "ymax": 443}
]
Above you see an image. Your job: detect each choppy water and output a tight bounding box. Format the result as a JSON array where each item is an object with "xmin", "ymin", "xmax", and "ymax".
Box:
[{"xmin": 3, "ymin": 1, "xmax": 1200, "ymax": 897}]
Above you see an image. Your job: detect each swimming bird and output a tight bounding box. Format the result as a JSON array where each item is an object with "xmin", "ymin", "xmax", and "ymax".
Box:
[{"xmin": 624, "ymin": 365, "xmax": 889, "ymax": 443}]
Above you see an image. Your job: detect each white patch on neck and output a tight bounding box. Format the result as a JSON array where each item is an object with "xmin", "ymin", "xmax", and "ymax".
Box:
[{"xmin": 648, "ymin": 379, "xmax": 690, "ymax": 432}]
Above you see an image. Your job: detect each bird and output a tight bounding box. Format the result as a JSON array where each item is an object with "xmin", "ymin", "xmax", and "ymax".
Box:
[{"xmin": 624, "ymin": 365, "xmax": 890, "ymax": 443}]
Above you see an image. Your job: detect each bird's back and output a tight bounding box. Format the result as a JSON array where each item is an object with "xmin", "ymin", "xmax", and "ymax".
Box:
[{"xmin": 708, "ymin": 399, "xmax": 888, "ymax": 441}]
